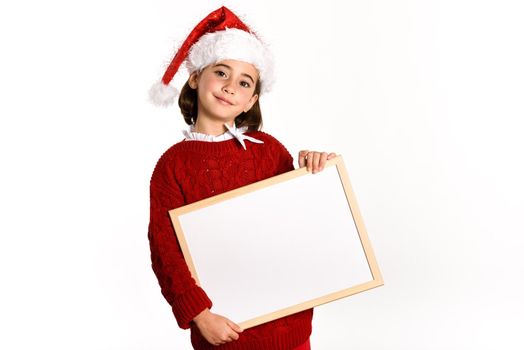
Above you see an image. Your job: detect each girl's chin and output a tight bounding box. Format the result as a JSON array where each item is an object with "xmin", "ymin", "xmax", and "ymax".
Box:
[{"xmin": 200, "ymin": 115, "xmax": 237, "ymax": 123}]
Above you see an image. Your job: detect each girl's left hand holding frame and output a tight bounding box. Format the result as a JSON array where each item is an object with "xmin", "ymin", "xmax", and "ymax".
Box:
[{"xmin": 298, "ymin": 150, "xmax": 338, "ymax": 174}]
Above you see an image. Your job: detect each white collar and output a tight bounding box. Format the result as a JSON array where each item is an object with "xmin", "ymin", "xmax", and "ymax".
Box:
[{"xmin": 182, "ymin": 122, "xmax": 264, "ymax": 150}]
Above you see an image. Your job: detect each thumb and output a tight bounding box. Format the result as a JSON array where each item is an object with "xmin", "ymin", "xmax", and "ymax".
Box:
[
  {"xmin": 227, "ymin": 319, "xmax": 243, "ymax": 333},
  {"xmin": 327, "ymin": 152, "xmax": 337, "ymax": 160}
]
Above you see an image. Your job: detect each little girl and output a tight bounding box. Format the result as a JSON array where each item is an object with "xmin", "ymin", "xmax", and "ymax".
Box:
[{"xmin": 148, "ymin": 7, "xmax": 336, "ymax": 350}]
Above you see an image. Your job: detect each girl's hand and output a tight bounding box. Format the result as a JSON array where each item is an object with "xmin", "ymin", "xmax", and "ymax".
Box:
[
  {"xmin": 193, "ymin": 308, "xmax": 243, "ymax": 346},
  {"xmin": 298, "ymin": 150, "xmax": 337, "ymax": 174}
]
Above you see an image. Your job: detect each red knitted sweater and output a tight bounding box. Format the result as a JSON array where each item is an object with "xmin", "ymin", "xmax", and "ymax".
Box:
[{"xmin": 148, "ymin": 131, "xmax": 313, "ymax": 350}]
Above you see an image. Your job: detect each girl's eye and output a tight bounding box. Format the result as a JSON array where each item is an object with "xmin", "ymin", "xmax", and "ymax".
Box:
[
  {"xmin": 215, "ymin": 70, "xmax": 226, "ymax": 77},
  {"xmin": 240, "ymin": 81, "xmax": 251, "ymax": 88}
]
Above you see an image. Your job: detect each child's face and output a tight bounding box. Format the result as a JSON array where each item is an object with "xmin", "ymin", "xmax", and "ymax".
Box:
[{"xmin": 189, "ymin": 59, "xmax": 259, "ymax": 123}]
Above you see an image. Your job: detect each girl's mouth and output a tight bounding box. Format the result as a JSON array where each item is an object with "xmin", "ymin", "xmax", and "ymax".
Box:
[{"xmin": 215, "ymin": 95, "xmax": 233, "ymax": 105}]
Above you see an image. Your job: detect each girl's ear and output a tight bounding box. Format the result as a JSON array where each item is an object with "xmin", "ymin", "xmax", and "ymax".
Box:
[
  {"xmin": 244, "ymin": 94, "xmax": 259, "ymax": 113},
  {"xmin": 188, "ymin": 71, "xmax": 199, "ymax": 89}
]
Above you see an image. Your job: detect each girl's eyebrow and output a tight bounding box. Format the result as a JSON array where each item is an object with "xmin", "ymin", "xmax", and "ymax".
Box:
[{"xmin": 213, "ymin": 63, "xmax": 255, "ymax": 84}]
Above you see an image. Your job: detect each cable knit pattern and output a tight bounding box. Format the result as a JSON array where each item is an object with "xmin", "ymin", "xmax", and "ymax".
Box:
[{"xmin": 149, "ymin": 131, "xmax": 313, "ymax": 350}]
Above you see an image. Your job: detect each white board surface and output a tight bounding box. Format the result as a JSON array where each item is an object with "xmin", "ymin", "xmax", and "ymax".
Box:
[{"xmin": 170, "ymin": 156, "xmax": 382, "ymax": 328}]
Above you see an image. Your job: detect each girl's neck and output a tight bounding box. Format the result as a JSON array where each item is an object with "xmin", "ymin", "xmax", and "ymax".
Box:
[{"xmin": 193, "ymin": 117, "xmax": 235, "ymax": 136}]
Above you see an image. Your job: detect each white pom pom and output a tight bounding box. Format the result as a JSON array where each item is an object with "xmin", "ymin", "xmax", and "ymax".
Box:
[{"xmin": 149, "ymin": 81, "xmax": 179, "ymax": 107}]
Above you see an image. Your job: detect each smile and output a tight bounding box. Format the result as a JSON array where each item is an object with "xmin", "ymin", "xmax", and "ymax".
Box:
[{"xmin": 215, "ymin": 95, "xmax": 233, "ymax": 105}]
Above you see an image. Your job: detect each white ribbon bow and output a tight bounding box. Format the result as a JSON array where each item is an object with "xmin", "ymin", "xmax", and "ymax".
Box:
[{"xmin": 224, "ymin": 123, "xmax": 264, "ymax": 150}]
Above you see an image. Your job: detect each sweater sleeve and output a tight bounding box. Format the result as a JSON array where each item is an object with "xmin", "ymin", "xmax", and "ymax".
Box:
[
  {"xmin": 264, "ymin": 132, "xmax": 295, "ymax": 175},
  {"xmin": 148, "ymin": 152, "xmax": 212, "ymax": 329},
  {"xmin": 276, "ymin": 144, "xmax": 295, "ymax": 174}
]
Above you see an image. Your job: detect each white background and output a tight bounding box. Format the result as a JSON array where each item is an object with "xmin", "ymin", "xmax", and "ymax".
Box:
[{"xmin": 1, "ymin": 0, "xmax": 523, "ymax": 349}]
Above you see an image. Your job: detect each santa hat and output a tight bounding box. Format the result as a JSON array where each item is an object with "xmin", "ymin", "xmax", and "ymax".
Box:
[{"xmin": 150, "ymin": 6, "xmax": 275, "ymax": 107}]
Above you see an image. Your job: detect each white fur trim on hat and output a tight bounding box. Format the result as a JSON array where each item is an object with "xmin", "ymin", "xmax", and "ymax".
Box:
[{"xmin": 186, "ymin": 28, "xmax": 275, "ymax": 93}]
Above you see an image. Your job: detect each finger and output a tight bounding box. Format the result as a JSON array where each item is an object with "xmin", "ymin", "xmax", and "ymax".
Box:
[
  {"xmin": 312, "ymin": 152, "xmax": 321, "ymax": 173},
  {"xmin": 220, "ymin": 329, "xmax": 239, "ymax": 343},
  {"xmin": 306, "ymin": 151, "xmax": 313, "ymax": 172},
  {"xmin": 319, "ymin": 152, "xmax": 328, "ymax": 171},
  {"xmin": 212, "ymin": 335, "xmax": 222, "ymax": 344},
  {"xmin": 298, "ymin": 150, "xmax": 309, "ymax": 168},
  {"xmin": 218, "ymin": 333, "xmax": 231, "ymax": 344},
  {"xmin": 227, "ymin": 319, "xmax": 243, "ymax": 333},
  {"xmin": 228, "ymin": 332, "xmax": 240, "ymax": 341}
]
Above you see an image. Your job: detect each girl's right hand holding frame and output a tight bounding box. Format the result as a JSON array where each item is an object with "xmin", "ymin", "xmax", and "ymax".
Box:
[{"xmin": 193, "ymin": 308, "xmax": 243, "ymax": 346}]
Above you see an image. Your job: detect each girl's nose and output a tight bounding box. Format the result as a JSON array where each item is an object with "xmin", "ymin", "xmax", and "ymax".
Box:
[{"xmin": 222, "ymin": 82, "xmax": 235, "ymax": 94}]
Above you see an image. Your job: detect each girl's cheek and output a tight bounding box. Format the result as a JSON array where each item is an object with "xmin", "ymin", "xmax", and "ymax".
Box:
[{"xmin": 204, "ymin": 78, "xmax": 219, "ymax": 90}]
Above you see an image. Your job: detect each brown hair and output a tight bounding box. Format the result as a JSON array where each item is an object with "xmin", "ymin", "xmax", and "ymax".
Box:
[{"xmin": 178, "ymin": 78, "xmax": 263, "ymax": 132}]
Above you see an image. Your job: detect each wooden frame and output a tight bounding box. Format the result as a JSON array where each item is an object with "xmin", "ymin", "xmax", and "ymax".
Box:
[{"xmin": 169, "ymin": 155, "xmax": 383, "ymax": 329}]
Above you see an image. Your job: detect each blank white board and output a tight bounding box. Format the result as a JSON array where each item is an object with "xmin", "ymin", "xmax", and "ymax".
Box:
[{"xmin": 169, "ymin": 156, "xmax": 383, "ymax": 329}]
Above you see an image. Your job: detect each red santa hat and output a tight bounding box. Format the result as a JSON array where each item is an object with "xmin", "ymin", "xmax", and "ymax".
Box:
[{"xmin": 150, "ymin": 6, "xmax": 275, "ymax": 107}]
